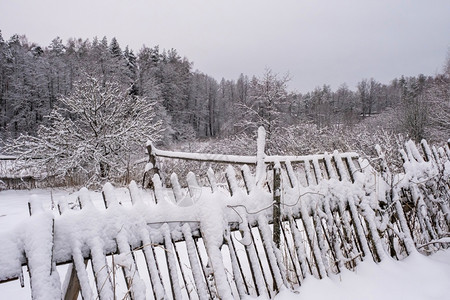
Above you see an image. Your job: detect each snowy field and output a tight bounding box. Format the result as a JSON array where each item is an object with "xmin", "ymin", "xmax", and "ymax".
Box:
[{"xmin": 0, "ymin": 188, "xmax": 449, "ymax": 299}]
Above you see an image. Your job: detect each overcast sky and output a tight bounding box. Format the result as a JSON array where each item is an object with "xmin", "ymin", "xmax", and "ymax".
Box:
[{"xmin": 1, "ymin": 0, "xmax": 449, "ymax": 93}]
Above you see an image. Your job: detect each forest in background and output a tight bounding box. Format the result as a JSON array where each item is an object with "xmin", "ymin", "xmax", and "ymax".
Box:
[{"xmin": 0, "ymin": 31, "xmax": 449, "ymax": 178}]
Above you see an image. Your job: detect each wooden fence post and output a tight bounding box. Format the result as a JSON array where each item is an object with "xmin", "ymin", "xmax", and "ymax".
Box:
[
  {"xmin": 145, "ymin": 142, "xmax": 161, "ymax": 188},
  {"xmin": 256, "ymin": 126, "xmax": 266, "ymax": 187},
  {"xmin": 273, "ymin": 163, "xmax": 281, "ymax": 248},
  {"xmin": 146, "ymin": 143, "xmax": 160, "ymax": 175}
]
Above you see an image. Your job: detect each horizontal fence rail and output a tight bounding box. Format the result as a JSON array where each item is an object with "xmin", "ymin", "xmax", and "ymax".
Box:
[{"xmin": 147, "ymin": 143, "xmax": 359, "ymax": 166}]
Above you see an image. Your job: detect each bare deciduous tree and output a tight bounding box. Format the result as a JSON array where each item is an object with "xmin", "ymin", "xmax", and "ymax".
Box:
[{"xmin": 237, "ymin": 69, "xmax": 290, "ymax": 145}]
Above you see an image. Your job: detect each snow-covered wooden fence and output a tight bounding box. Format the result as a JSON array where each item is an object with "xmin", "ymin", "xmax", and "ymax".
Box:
[
  {"xmin": 0, "ymin": 156, "xmax": 38, "ymax": 190},
  {"xmin": 0, "ymin": 129, "xmax": 449, "ymax": 299}
]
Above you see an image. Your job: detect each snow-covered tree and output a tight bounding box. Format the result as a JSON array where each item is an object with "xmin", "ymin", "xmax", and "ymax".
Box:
[
  {"xmin": 237, "ymin": 69, "xmax": 289, "ymax": 139},
  {"xmin": 6, "ymin": 75, "xmax": 163, "ymax": 185},
  {"xmin": 398, "ymin": 75, "xmax": 429, "ymax": 141},
  {"xmin": 109, "ymin": 37, "xmax": 122, "ymax": 57},
  {"xmin": 358, "ymin": 78, "xmax": 380, "ymax": 117},
  {"xmin": 426, "ymin": 56, "xmax": 450, "ymax": 141}
]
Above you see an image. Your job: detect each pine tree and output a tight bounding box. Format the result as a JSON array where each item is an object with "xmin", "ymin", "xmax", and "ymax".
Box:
[
  {"xmin": 109, "ymin": 37, "xmax": 122, "ymax": 58},
  {"xmin": 48, "ymin": 37, "xmax": 65, "ymax": 56},
  {"xmin": 124, "ymin": 46, "xmax": 138, "ymax": 95}
]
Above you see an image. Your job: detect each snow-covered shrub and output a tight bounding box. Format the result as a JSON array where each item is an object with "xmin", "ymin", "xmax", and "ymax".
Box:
[{"xmin": 6, "ymin": 75, "xmax": 163, "ymax": 187}]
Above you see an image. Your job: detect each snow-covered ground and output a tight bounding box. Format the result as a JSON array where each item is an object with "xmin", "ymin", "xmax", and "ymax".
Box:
[
  {"xmin": 1, "ymin": 188, "xmax": 449, "ymax": 299},
  {"xmin": 277, "ymin": 250, "xmax": 450, "ymax": 299}
]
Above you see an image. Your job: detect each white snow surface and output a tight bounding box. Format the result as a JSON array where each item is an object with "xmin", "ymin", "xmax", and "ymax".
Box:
[{"xmin": 273, "ymin": 251, "xmax": 450, "ymax": 300}]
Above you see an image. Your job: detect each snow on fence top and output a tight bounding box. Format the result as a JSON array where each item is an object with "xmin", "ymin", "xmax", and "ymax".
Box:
[
  {"xmin": 0, "ymin": 128, "xmax": 449, "ymax": 299},
  {"xmin": 146, "ymin": 139, "xmax": 359, "ymax": 166}
]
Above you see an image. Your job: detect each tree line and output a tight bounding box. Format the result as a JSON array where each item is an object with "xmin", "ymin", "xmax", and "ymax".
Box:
[{"xmin": 1, "ymin": 31, "xmax": 448, "ymax": 148}]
